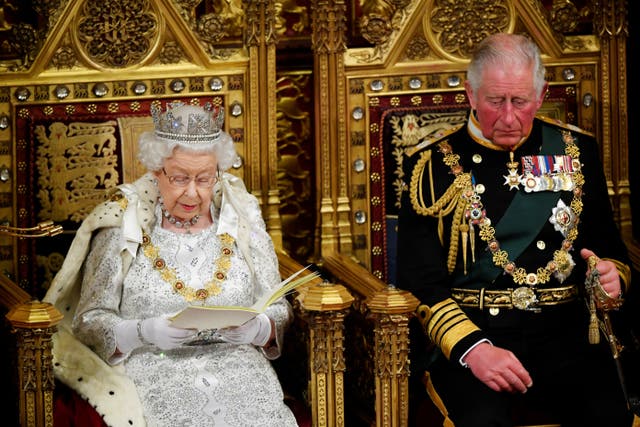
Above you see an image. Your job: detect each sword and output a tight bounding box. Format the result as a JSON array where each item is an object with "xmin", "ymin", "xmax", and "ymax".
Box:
[{"xmin": 585, "ymin": 258, "xmax": 640, "ymax": 415}]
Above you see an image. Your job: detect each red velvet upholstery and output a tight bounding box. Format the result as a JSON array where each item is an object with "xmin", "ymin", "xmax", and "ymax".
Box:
[{"xmin": 54, "ymin": 382, "xmax": 107, "ymax": 427}]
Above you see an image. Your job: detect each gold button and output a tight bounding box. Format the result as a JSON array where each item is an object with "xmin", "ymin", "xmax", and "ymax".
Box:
[{"xmin": 472, "ymin": 154, "xmax": 482, "ymax": 163}]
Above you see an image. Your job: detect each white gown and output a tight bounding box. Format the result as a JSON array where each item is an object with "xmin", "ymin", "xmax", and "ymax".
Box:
[{"xmin": 72, "ymin": 205, "xmax": 298, "ymax": 427}]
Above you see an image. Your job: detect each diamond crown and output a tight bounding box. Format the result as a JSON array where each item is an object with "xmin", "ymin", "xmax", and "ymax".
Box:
[{"xmin": 151, "ymin": 101, "xmax": 225, "ymax": 144}]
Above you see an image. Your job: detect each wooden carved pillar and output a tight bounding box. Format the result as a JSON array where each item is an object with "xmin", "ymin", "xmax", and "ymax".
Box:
[
  {"xmin": 6, "ymin": 301, "xmax": 62, "ymax": 427},
  {"xmin": 366, "ymin": 287, "xmax": 420, "ymax": 427},
  {"xmin": 311, "ymin": 0, "xmax": 353, "ymax": 256},
  {"xmin": 245, "ymin": 0, "xmax": 283, "ymax": 248},
  {"xmin": 593, "ymin": 0, "xmax": 630, "ymax": 236},
  {"xmin": 299, "ymin": 282, "xmax": 354, "ymax": 427}
]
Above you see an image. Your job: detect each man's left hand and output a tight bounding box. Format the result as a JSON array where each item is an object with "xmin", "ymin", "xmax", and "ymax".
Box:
[{"xmin": 580, "ymin": 248, "xmax": 622, "ymax": 300}]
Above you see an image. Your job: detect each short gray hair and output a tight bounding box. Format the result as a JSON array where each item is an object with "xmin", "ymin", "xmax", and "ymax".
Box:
[{"xmin": 466, "ymin": 33, "xmax": 546, "ymax": 99}]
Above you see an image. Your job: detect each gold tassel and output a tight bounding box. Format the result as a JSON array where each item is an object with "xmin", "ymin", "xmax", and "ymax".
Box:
[
  {"xmin": 588, "ymin": 295, "xmax": 600, "ymax": 345},
  {"xmin": 469, "ymin": 223, "xmax": 476, "ymax": 263},
  {"xmin": 459, "ymin": 223, "xmax": 469, "ymax": 275},
  {"xmin": 586, "ymin": 255, "xmax": 600, "ymax": 344}
]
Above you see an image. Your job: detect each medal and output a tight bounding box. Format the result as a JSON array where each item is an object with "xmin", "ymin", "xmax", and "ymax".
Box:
[
  {"xmin": 520, "ymin": 155, "xmax": 575, "ymax": 192},
  {"xmin": 549, "ymin": 199, "xmax": 576, "ymax": 237},
  {"xmin": 503, "ymin": 151, "xmax": 522, "ymax": 190}
]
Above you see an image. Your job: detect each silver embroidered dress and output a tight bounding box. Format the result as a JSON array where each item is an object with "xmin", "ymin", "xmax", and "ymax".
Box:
[{"xmin": 72, "ymin": 199, "xmax": 298, "ymax": 426}]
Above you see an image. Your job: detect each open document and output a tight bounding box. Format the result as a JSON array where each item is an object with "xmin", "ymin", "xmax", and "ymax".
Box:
[{"xmin": 170, "ymin": 266, "xmax": 319, "ymax": 330}]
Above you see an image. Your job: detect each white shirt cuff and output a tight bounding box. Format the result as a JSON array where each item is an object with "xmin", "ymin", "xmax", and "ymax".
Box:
[{"xmin": 459, "ymin": 338, "xmax": 492, "ymax": 368}]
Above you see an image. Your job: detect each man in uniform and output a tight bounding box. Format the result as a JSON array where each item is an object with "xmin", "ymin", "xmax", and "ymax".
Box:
[{"xmin": 397, "ymin": 33, "xmax": 634, "ymax": 426}]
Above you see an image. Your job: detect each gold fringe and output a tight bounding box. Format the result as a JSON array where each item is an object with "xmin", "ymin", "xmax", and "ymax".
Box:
[
  {"xmin": 459, "ymin": 223, "xmax": 468, "ymax": 275},
  {"xmin": 588, "ymin": 296, "xmax": 600, "ymax": 344},
  {"xmin": 447, "ymin": 199, "xmax": 465, "ymax": 273}
]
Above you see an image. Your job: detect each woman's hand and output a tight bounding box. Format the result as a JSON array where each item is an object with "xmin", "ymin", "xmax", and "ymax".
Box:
[
  {"xmin": 218, "ymin": 313, "xmax": 273, "ymax": 346},
  {"xmin": 115, "ymin": 317, "xmax": 196, "ymax": 353}
]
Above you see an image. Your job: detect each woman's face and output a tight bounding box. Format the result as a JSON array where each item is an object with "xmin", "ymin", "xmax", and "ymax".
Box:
[{"xmin": 155, "ymin": 148, "xmax": 218, "ymax": 223}]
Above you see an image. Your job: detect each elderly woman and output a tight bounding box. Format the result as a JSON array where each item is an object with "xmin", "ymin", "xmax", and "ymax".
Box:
[{"xmin": 45, "ymin": 101, "xmax": 298, "ymax": 426}]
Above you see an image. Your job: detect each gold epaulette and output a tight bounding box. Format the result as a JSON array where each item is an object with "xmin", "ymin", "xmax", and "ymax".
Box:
[
  {"xmin": 536, "ymin": 114, "xmax": 595, "ymax": 137},
  {"xmin": 406, "ymin": 123, "xmax": 465, "ymax": 157}
]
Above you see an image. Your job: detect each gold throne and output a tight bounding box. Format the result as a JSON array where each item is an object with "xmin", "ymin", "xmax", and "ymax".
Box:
[{"xmin": 1, "ymin": 1, "xmax": 637, "ymax": 427}]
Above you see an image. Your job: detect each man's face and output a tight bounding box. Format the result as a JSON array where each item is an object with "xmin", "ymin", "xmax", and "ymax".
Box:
[{"xmin": 465, "ymin": 65, "xmax": 547, "ymax": 148}]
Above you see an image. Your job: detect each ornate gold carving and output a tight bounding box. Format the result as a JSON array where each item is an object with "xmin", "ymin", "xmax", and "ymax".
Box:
[
  {"xmin": 175, "ymin": 0, "xmax": 243, "ymax": 58},
  {"xmin": 360, "ymin": 0, "xmax": 395, "ymax": 46},
  {"xmin": 405, "ymin": 35, "xmax": 430, "ymax": 61},
  {"xmin": 197, "ymin": 13, "xmax": 230, "ymax": 44},
  {"xmin": 367, "ymin": 286, "xmax": 418, "ymax": 427},
  {"xmin": 0, "ymin": 17, "xmax": 39, "ymax": 72},
  {"xmin": 424, "ymin": 0, "xmax": 514, "ymax": 62},
  {"xmin": 74, "ymin": 0, "xmax": 161, "ymax": 69},
  {"xmin": 312, "ymin": 0, "xmax": 351, "ymax": 255},
  {"xmin": 276, "ymin": 72, "xmax": 315, "ymax": 260},
  {"xmin": 593, "ymin": 0, "xmax": 627, "ymax": 37},
  {"xmin": 158, "ymin": 40, "xmax": 185, "ymax": 64},
  {"xmin": 6, "ymin": 300, "xmax": 61, "ymax": 427},
  {"xmin": 310, "ymin": 0, "xmax": 347, "ymax": 54},
  {"xmin": 275, "ymin": 0, "xmax": 309, "ymax": 36},
  {"xmin": 50, "ymin": 45, "xmax": 79, "ymax": 70},
  {"xmin": 306, "ymin": 308, "xmax": 349, "ymax": 427},
  {"xmin": 550, "ymin": 0, "xmax": 580, "ymax": 33},
  {"xmin": 35, "ymin": 120, "xmax": 119, "ymax": 222}
]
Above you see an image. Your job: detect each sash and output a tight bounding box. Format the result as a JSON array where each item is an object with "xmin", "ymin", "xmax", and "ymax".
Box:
[{"xmin": 453, "ymin": 124, "xmax": 568, "ymax": 288}]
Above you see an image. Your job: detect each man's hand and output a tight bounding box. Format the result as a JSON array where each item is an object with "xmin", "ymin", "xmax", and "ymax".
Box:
[
  {"xmin": 581, "ymin": 248, "xmax": 622, "ymax": 300},
  {"xmin": 463, "ymin": 342, "xmax": 532, "ymax": 393}
]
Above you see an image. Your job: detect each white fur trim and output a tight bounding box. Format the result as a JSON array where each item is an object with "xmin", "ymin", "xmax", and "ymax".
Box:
[{"xmin": 44, "ymin": 173, "xmax": 158, "ymax": 427}]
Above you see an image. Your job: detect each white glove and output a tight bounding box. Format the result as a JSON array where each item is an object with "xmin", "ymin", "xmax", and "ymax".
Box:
[
  {"xmin": 218, "ymin": 313, "xmax": 272, "ymax": 347},
  {"xmin": 115, "ymin": 317, "xmax": 196, "ymax": 353}
]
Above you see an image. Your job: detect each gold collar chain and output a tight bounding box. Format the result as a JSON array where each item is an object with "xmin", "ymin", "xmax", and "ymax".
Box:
[
  {"xmin": 141, "ymin": 230, "xmax": 235, "ymax": 302},
  {"xmin": 438, "ymin": 129, "xmax": 584, "ymax": 287}
]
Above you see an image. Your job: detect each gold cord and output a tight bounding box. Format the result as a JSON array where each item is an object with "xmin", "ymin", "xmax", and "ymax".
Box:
[{"xmin": 410, "ymin": 131, "xmax": 582, "ymax": 285}]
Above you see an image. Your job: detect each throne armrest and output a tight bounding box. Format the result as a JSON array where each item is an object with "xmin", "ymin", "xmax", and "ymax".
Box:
[
  {"xmin": 279, "ymin": 250, "xmax": 357, "ymax": 427},
  {"xmin": 2, "ymin": 272, "xmax": 62, "ymax": 427},
  {"xmin": 321, "ymin": 251, "xmax": 420, "ymax": 427}
]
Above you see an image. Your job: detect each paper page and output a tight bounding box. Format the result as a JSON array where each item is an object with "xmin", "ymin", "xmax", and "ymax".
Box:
[
  {"xmin": 251, "ymin": 265, "xmax": 314, "ymax": 311},
  {"xmin": 170, "ymin": 265, "xmax": 319, "ymax": 330},
  {"xmin": 170, "ymin": 305, "xmax": 259, "ymax": 330}
]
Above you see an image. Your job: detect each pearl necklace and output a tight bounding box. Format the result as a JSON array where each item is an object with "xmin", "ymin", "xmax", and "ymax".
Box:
[
  {"xmin": 141, "ymin": 230, "xmax": 235, "ymax": 302},
  {"xmin": 438, "ymin": 129, "xmax": 583, "ymax": 288}
]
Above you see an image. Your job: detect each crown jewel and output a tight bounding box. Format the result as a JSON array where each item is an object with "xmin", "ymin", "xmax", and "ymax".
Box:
[{"xmin": 151, "ymin": 101, "xmax": 224, "ymax": 144}]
